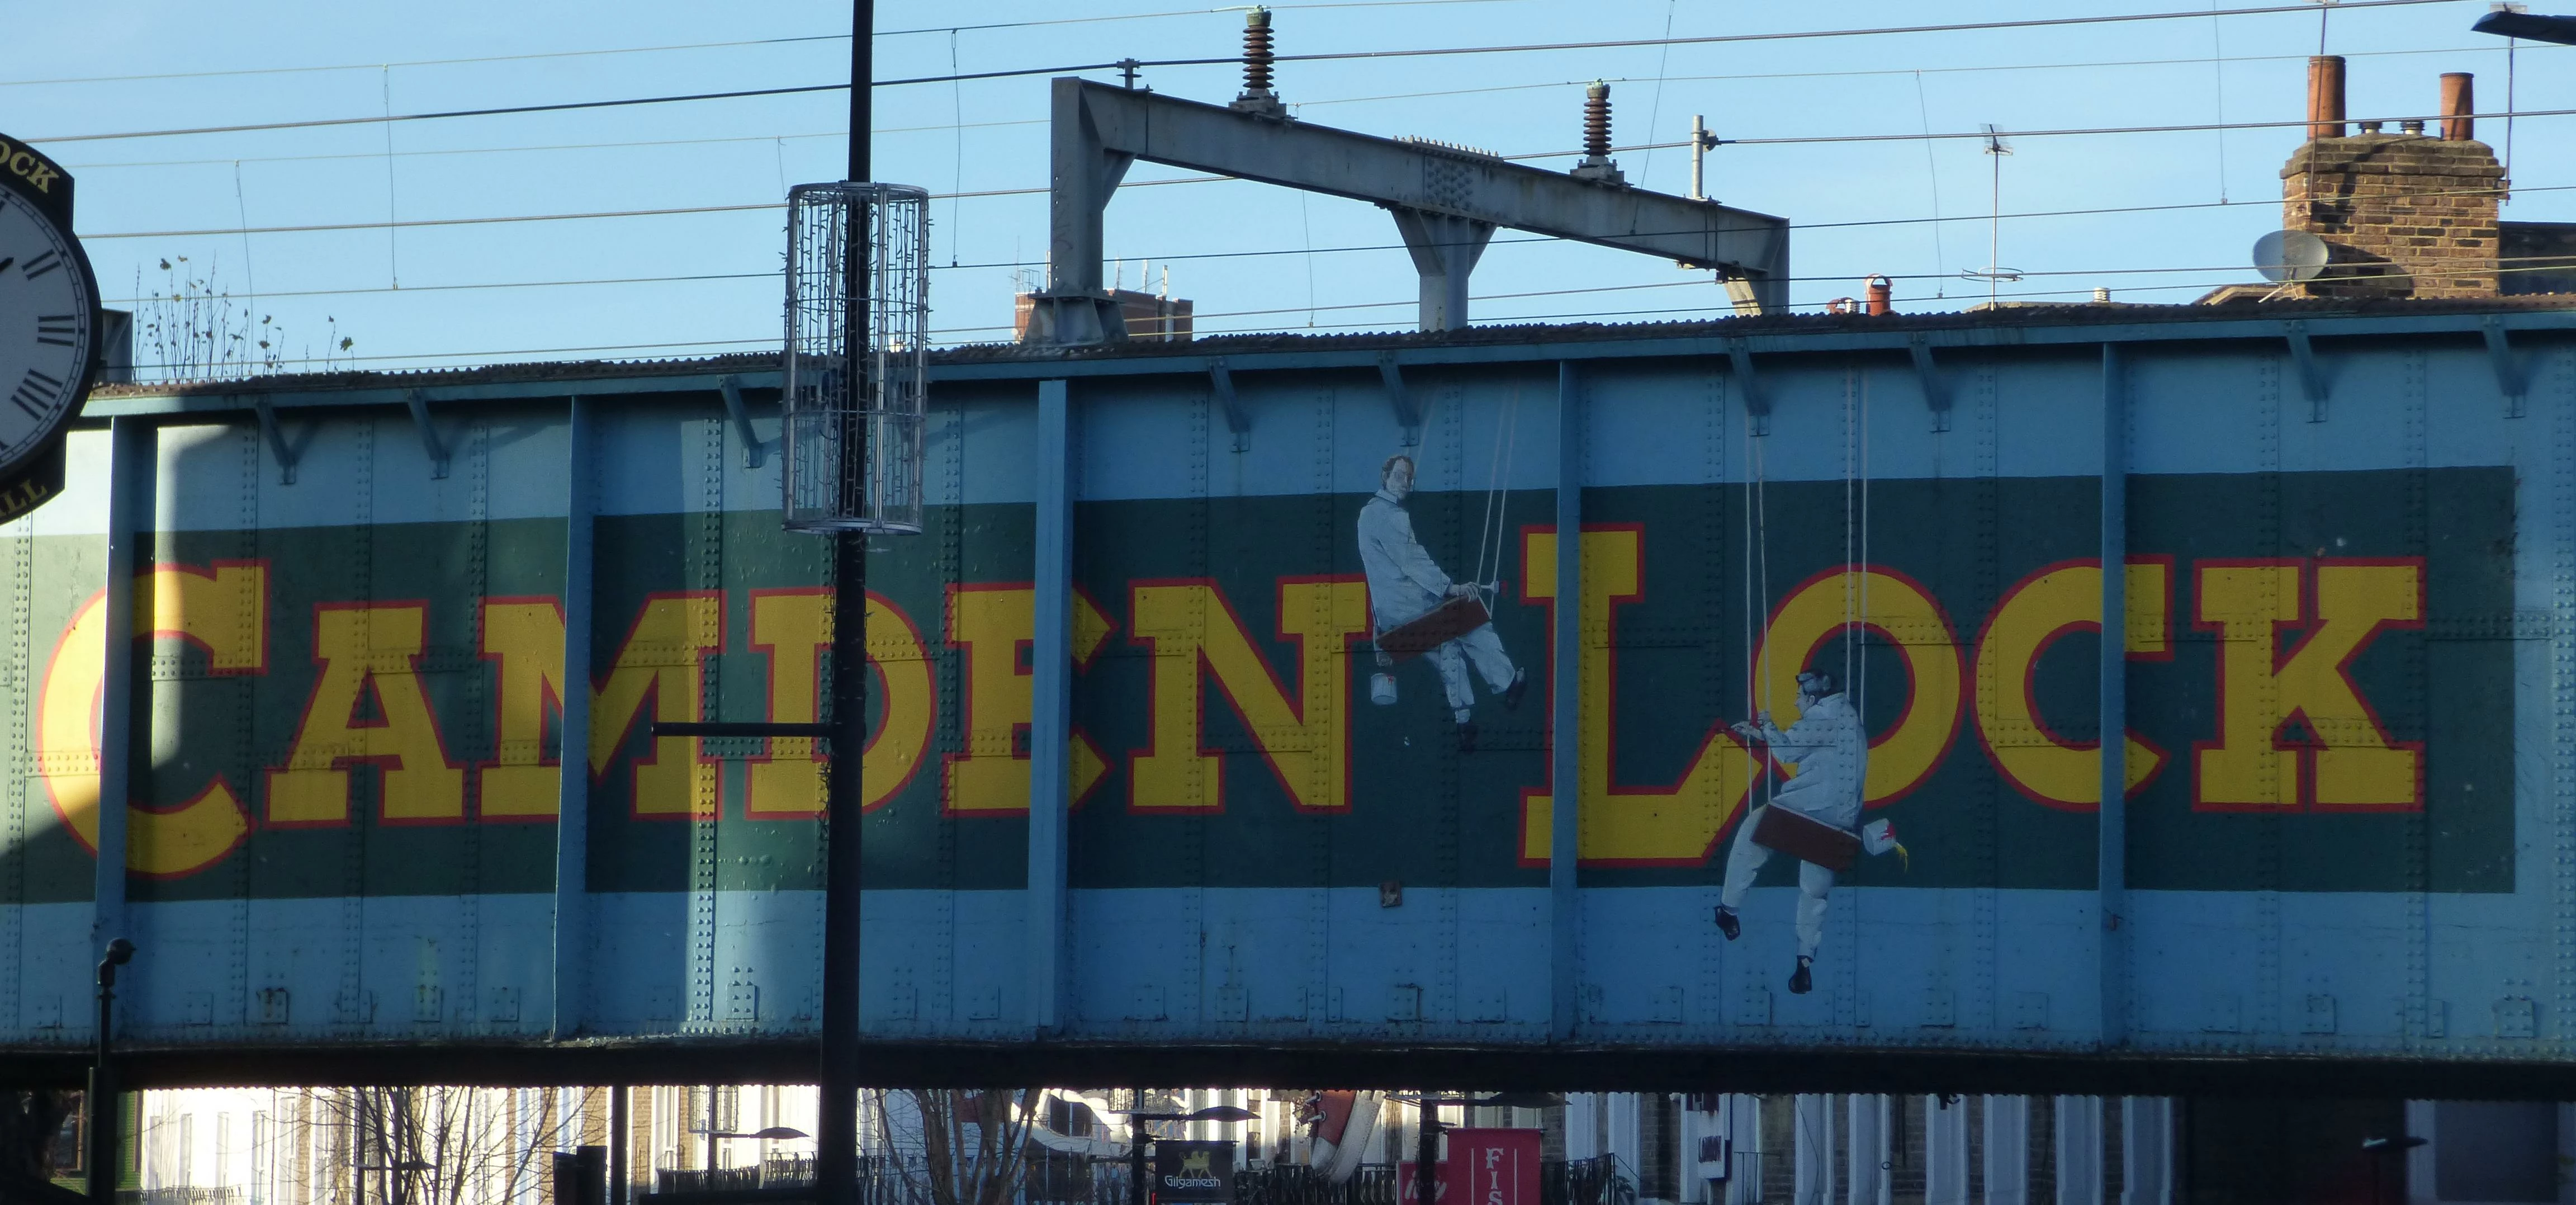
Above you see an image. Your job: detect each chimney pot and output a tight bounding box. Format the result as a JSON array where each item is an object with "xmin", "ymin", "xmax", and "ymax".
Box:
[
  {"xmin": 2441, "ymin": 72, "xmax": 2474, "ymax": 141},
  {"xmin": 2308, "ymin": 55, "xmax": 2347, "ymax": 141},
  {"xmin": 2359, "ymin": 120, "xmax": 2384, "ymax": 134},
  {"xmin": 2400, "ymin": 118, "xmax": 2426, "ymax": 135},
  {"xmin": 1864, "ymin": 275, "xmax": 1892, "ymax": 316}
]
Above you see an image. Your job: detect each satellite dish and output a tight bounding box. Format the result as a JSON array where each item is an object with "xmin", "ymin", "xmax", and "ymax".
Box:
[{"xmin": 2253, "ymin": 229, "xmax": 2329, "ymax": 283}]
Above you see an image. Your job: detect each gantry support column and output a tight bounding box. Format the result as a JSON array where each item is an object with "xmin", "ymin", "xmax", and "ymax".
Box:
[{"xmin": 1391, "ymin": 208, "xmax": 1495, "ymax": 332}]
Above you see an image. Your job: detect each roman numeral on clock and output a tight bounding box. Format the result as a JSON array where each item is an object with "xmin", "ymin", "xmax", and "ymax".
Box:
[
  {"xmin": 35, "ymin": 314, "xmax": 74, "ymax": 347},
  {"xmin": 21, "ymin": 251, "xmax": 59, "ymax": 280},
  {"xmin": 10, "ymin": 368, "xmax": 61, "ymax": 422}
]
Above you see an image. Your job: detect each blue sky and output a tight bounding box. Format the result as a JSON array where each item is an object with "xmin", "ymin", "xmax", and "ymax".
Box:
[{"xmin": 18, "ymin": 0, "xmax": 2563, "ymax": 374}]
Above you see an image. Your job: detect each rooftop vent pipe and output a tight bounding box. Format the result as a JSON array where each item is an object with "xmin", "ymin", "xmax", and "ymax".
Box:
[
  {"xmin": 2307, "ymin": 55, "xmax": 2347, "ymax": 140},
  {"xmin": 2441, "ymin": 72, "xmax": 2474, "ymax": 140}
]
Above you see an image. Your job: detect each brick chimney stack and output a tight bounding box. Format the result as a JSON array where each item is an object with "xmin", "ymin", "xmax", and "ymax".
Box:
[{"xmin": 2280, "ymin": 68, "xmax": 2503, "ymax": 298}]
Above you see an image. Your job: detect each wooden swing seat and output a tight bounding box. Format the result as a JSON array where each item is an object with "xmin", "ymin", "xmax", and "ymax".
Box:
[{"xmin": 1375, "ymin": 594, "xmax": 1491, "ymax": 661}]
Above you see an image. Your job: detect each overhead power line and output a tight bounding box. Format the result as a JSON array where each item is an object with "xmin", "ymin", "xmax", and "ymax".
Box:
[
  {"xmin": 30, "ymin": 0, "xmax": 2463, "ymax": 144},
  {"xmin": 33, "ymin": 84, "xmax": 851, "ymax": 145},
  {"xmin": 82, "ymin": 177, "xmax": 2573, "ymax": 265},
  {"xmin": 60, "ymin": 42, "xmax": 2540, "ymax": 173},
  {"xmin": 1254, "ymin": 0, "xmax": 2460, "ymax": 66},
  {"xmin": 3, "ymin": 0, "xmax": 1530, "ymax": 91},
  {"xmin": 81, "ymin": 201, "xmax": 784, "ymax": 240}
]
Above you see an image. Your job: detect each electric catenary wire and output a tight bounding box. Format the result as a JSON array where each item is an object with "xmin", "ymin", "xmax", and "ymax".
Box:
[{"xmin": 23, "ymin": 0, "xmax": 2472, "ymax": 144}]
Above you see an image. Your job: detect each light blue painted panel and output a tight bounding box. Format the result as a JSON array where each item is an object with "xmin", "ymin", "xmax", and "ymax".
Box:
[
  {"xmin": 27, "ymin": 428, "xmax": 112, "ymax": 536},
  {"xmin": 14, "ymin": 316, "xmax": 2574, "ymax": 1074}
]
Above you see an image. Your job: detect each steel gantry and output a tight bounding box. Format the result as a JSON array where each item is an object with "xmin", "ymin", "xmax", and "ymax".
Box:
[{"xmin": 1021, "ymin": 78, "xmax": 1790, "ymax": 343}]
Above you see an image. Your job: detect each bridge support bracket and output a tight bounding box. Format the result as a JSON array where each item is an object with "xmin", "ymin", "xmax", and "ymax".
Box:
[
  {"xmin": 2485, "ymin": 315, "xmax": 2528, "ymax": 418},
  {"xmin": 1730, "ymin": 339, "xmax": 1768, "ymax": 436},
  {"xmin": 1211, "ymin": 360, "xmax": 1250, "ymax": 452},
  {"xmin": 2284, "ymin": 322, "xmax": 2329, "ymax": 423},
  {"xmin": 1909, "ymin": 335, "xmax": 1951, "ymax": 433},
  {"xmin": 405, "ymin": 390, "xmax": 450, "ymax": 479},
  {"xmin": 719, "ymin": 376, "xmax": 765, "ymax": 468},
  {"xmin": 252, "ymin": 395, "xmax": 299, "ymax": 485}
]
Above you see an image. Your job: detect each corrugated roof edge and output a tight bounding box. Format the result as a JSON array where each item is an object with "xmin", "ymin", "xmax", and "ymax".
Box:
[{"xmin": 87, "ymin": 295, "xmax": 2576, "ymax": 400}]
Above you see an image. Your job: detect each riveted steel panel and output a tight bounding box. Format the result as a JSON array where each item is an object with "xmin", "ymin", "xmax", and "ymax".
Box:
[{"xmin": 9, "ymin": 314, "xmax": 2574, "ymax": 1089}]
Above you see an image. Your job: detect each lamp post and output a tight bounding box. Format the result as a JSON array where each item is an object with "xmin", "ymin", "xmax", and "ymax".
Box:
[
  {"xmin": 85, "ymin": 938, "xmax": 133, "ymax": 1201},
  {"xmin": 1388, "ymin": 1094, "xmax": 1562, "ymax": 1205},
  {"xmin": 1121, "ymin": 1104, "xmax": 1258, "ymax": 1205}
]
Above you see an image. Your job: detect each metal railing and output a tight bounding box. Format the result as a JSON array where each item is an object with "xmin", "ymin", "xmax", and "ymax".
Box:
[
  {"xmin": 637, "ymin": 1151, "xmax": 1627, "ymax": 1205},
  {"xmin": 122, "ymin": 1189, "xmax": 245, "ymax": 1205}
]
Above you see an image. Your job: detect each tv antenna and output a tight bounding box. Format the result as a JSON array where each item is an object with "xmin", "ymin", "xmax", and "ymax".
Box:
[{"xmin": 1962, "ymin": 124, "xmax": 2023, "ymax": 307}]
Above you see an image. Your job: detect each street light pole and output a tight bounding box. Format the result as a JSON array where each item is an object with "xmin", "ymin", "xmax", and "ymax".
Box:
[
  {"xmin": 86, "ymin": 938, "xmax": 133, "ymax": 1201},
  {"xmin": 816, "ymin": 8, "xmax": 874, "ymax": 1205}
]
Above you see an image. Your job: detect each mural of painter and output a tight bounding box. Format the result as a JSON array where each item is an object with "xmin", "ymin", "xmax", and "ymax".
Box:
[
  {"xmin": 1356, "ymin": 452, "xmax": 1527, "ymax": 751},
  {"xmin": 1716, "ymin": 665, "xmax": 1907, "ymax": 995}
]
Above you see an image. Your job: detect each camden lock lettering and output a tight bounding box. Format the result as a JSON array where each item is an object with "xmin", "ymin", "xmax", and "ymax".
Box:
[{"xmin": 29, "ymin": 531, "xmax": 2432, "ymax": 881}]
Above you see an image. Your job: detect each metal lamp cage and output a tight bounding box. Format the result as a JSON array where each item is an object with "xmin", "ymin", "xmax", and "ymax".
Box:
[{"xmin": 783, "ymin": 182, "xmax": 930, "ymax": 534}]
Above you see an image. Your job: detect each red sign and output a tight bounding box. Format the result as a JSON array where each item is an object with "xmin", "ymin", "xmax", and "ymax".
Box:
[{"xmin": 1399, "ymin": 1130, "xmax": 1541, "ymax": 1205}]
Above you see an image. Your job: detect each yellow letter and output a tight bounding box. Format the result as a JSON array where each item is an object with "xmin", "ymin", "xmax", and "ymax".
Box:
[
  {"xmin": 941, "ymin": 585, "xmax": 1113, "ymax": 815},
  {"xmin": 1752, "ymin": 566, "xmax": 1964, "ymax": 804},
  {"xmin": 35, "ymin": 564, "xmax": 264, "ymax": 876},
  {"xmin": 2195, "ymin": 559, "xmax": 2422, "ymax": 810},
  {"xmin": 1129, "ymin": 578, "xmax": 1370, "ymax": 812},
  {"xmin": 477, "ymin": 598, "xmax": 566, "ymax": 819},
  {"xmin": 740, "ymin": 589, "xmax": 937, "ymax": 818},
  {"xmin": 588, "ymin": 593, "xmax": 724, "ymax": 818},
  {"xmin": 266, "ymin": 603, "xmax": 464, "ymax": 825},
  {"xmin": 1973, "ymin": 560, "xmax": 2171, "ymax": 808},
  {"xmin": 1519, "ymin": 528, "xmax": 1764, "ymax": 865}
]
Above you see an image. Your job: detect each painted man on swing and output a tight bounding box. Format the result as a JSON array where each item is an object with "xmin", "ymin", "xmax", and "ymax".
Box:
[
  {"xmin": 1715, "ymin": 667, "xmax": 1901, "ymax": 995},
  {"xmin": 1357, "ymin": 453, "xmax": 1526, "ymax": 752}
]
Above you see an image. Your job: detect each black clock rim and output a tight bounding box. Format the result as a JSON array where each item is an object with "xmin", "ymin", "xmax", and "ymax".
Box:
[{"xmin": 0, "ymin": 183, "xmax": 103, "ymax": 480}]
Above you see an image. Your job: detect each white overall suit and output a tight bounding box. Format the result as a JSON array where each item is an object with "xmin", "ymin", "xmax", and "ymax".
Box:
[
  {"xmin": 1357, "ymin": 488, "xmax": 1515, "ymax": 724},
  {"xmin": 1720, "ymin": 689, "xmax": 1865, "ymax": 959}
]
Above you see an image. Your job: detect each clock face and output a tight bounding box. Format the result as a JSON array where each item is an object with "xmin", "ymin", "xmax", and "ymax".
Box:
[{"xmin": 0, "ymin": 186, "xmax": 92, "ymax": 477}]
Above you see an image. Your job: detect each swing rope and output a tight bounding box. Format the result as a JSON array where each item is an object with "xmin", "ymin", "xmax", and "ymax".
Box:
[
  {"xmin": 1470, "ymin": 385, "xmax": 1521, "ymax": 600},
  {"xmin": 1745, "ymin": 389, "xmax": 1775, "ymax": 812}
]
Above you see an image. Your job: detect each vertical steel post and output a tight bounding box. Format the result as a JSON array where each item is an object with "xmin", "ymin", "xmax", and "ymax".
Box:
[
  {"xmin": 86, "ymin": 963, "xmax": 115, "ymax": 1199},
  {"xmin": 87, "ymin": 419, "xmax": 145, "ymax": 1201},
  {"xmin": 94, "ymin": 419, "xmax": 144, "ymax": 958},
  {"xmin": 2097, "ymin": 343, "xmax": 2129, "ymax": 1049},
  {"xmin": 817, "ymin": 5, "xmax": 873, "ymax": 1203},
  {"xmin": 1027, "ymin": 380, "xmax": 1074, "ymax": 1032},
  {"xmin": 1415, "ymin": 1102, "xmax": 1439, "ymax": 1204},
  {"xmin": 553, "ymin": 396, "xmax": 594, "ymax": 1039},
  {"xmin": 1549, "ymin": 363, "xmax": 1582, "ymax": 1042},
  {"xmin": 1128, "ymin": 1124, "xmax": 1147, "ymax": 1205},
  {"xmin": 609, "ymin": 1085, "xmax": 629, "ymax": 1205}
]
